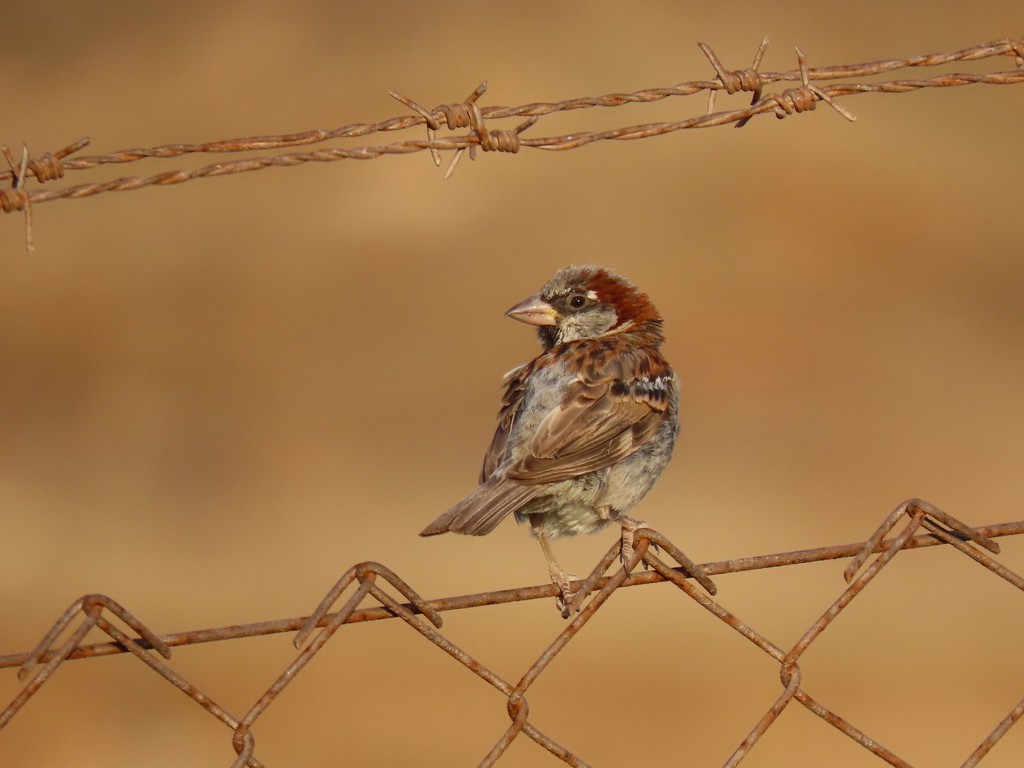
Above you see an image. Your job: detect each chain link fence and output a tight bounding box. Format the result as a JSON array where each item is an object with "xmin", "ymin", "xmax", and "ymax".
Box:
[{"xmin": 2, "ymin": 500, "xmax": 1023, "ymax": 766}]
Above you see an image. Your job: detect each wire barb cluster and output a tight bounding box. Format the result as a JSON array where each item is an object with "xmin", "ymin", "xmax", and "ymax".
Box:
[
  {"xmin": 2, "ymin": 500, "xmax": 1023, "ymax": 766},
  {"xmin": 700, "ymin": 36, "xmax": 769, "ymax": 125},
  {"xmin": 389, "ymin": 81, "xmax": 539, "ymax": 179}
]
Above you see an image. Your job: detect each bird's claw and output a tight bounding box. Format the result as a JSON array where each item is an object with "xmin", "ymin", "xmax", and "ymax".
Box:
[
  {"xmin": 618, "ymin": 518, "xmax": 651, "ymax": 572},
  {"xmin": 552, "ymin": 571, "xmax": 579, "ymax": 618},
  {"xmin": 555, "ymin": 593, "xmax": 573, "ymax": 618}
]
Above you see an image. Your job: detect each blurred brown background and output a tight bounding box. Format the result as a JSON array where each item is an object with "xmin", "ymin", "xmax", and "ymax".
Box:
[{"xmin": 2, "ymin": 1, "xmax": 1023, "ymax": 766}]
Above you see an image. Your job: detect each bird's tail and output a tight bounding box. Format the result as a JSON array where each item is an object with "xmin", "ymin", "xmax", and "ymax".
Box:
[{"xmin": 420, "ymin": 476, "xmax": 536, "ymax": 536}]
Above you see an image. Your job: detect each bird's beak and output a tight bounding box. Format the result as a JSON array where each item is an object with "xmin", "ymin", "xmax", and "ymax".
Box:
[{"xmin": 505, "ymin": 294, "xmax": 558, "ymax": 327}]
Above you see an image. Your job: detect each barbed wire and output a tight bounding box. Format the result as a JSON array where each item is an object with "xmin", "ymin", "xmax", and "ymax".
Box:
[
  {"xmin": 1, "ymin": 36, "xmax": 1022, "ymax": 218},
  {"xmin": 3, "ymin": 500, "xmax": 1023, "ymax": 766}
]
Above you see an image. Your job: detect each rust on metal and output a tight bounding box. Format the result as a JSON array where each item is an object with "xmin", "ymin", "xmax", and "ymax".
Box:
[
  {"xmin": 2, "ymin": 499, "xmax": 1023, "ymax": 766},
  {"xmin": 1, "ymin": 37, "xmax": 1021, "ymax": 213}
]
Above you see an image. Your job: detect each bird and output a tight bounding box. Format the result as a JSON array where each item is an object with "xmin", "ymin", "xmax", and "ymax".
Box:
[{"xmin": 420, "ymin": 265, "xmax": 679, "ymax": 613}]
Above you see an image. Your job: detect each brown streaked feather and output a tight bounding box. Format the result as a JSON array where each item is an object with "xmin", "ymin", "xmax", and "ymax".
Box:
[
  {"xmin": 480, "ymin": 360, "xmax": 536, "ymax": 482},
  {"xmin": 420, "ymin": 474, "xmax": 539, "ymax": 536},
  {"xmin": 506, "ymin": 341, "xmax": 674, "ymax": 485},
  {"xmin": 507, "ymin": 410, "xmax": 663, "ymax": 484}
]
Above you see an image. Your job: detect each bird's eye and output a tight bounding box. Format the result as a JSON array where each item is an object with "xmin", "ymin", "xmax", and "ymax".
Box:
[{"xmin": 568, "ymin": 294, "xmax": 587, "ymax": 309}]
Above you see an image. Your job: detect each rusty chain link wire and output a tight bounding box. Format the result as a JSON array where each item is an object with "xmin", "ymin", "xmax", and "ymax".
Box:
[{"xmin": 3, "ymin": 500, "xmax": 1024, "ymax": 766}]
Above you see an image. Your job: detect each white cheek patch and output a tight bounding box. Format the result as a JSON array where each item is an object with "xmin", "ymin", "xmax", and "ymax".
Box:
[{"xmin": 585, "ymin": 290, "xmax": 598, "ymax": 301}]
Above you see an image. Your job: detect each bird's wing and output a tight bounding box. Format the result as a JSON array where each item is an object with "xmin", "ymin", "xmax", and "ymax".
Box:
[
  {"xmin": 506, "ymin": 347, "xmax": 675, "ymax": 485},
  {"xmin": 480, "ymin": 362, "xmax": 532, "ymax": 482},
  {"xmin": 420, "ymin": 345, "xmax": 674, "ymax": 537}
]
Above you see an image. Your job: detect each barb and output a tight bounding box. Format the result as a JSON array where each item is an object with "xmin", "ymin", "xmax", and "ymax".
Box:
[
  {"xmin": 1, "ymin": 37, "xmax": 1021, "ymax": 217},
  {"xmin": 770, "ymin": 47, "xmax": 857, "ymax": 121},
  {"xmin": 700, "ymin": 36, "xmax": 769, "ymax": 124},
  {"xmin": 1, "ymin": 145, "xmax": 33, "ymax": 254}
]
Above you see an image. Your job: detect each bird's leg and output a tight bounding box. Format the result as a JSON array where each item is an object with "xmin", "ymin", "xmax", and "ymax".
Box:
[{"xmin": 531, "ymin": 518, "xmax": 578, "ymax": 616}]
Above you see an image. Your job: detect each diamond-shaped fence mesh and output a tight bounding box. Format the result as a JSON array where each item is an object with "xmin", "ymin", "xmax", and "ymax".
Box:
[{"xmin": 3, "ymin": 499, "xmax": 1023, "ymax": 766}]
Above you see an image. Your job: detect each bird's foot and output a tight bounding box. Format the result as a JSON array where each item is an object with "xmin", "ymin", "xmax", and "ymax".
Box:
[
  {"xmin": 550, "ymin": 567, "xmax": 580, "ymax": 618},
  {"xmin": 618, "ymin": 516, "xmax": 656, "ymax": 571}
]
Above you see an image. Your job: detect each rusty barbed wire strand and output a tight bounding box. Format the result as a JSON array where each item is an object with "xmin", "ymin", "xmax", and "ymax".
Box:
[
  {"xmin": 1, "ymin": 36, "xmax": 1021, "ymax": 217},
  {"xmin": 2, "ymin": 37, "xmax": 1020, "ymax": 182}
]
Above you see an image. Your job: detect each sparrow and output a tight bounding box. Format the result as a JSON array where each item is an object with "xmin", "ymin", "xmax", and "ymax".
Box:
[{"xmin": 420, "ymin": 265, "xmax": 679, "ymax": 612}]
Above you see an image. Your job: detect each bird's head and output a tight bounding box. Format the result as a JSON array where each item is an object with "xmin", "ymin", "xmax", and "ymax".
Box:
[{"xmin": 505, "ymin": 265, "xmax": 662, "ymax": 348}]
